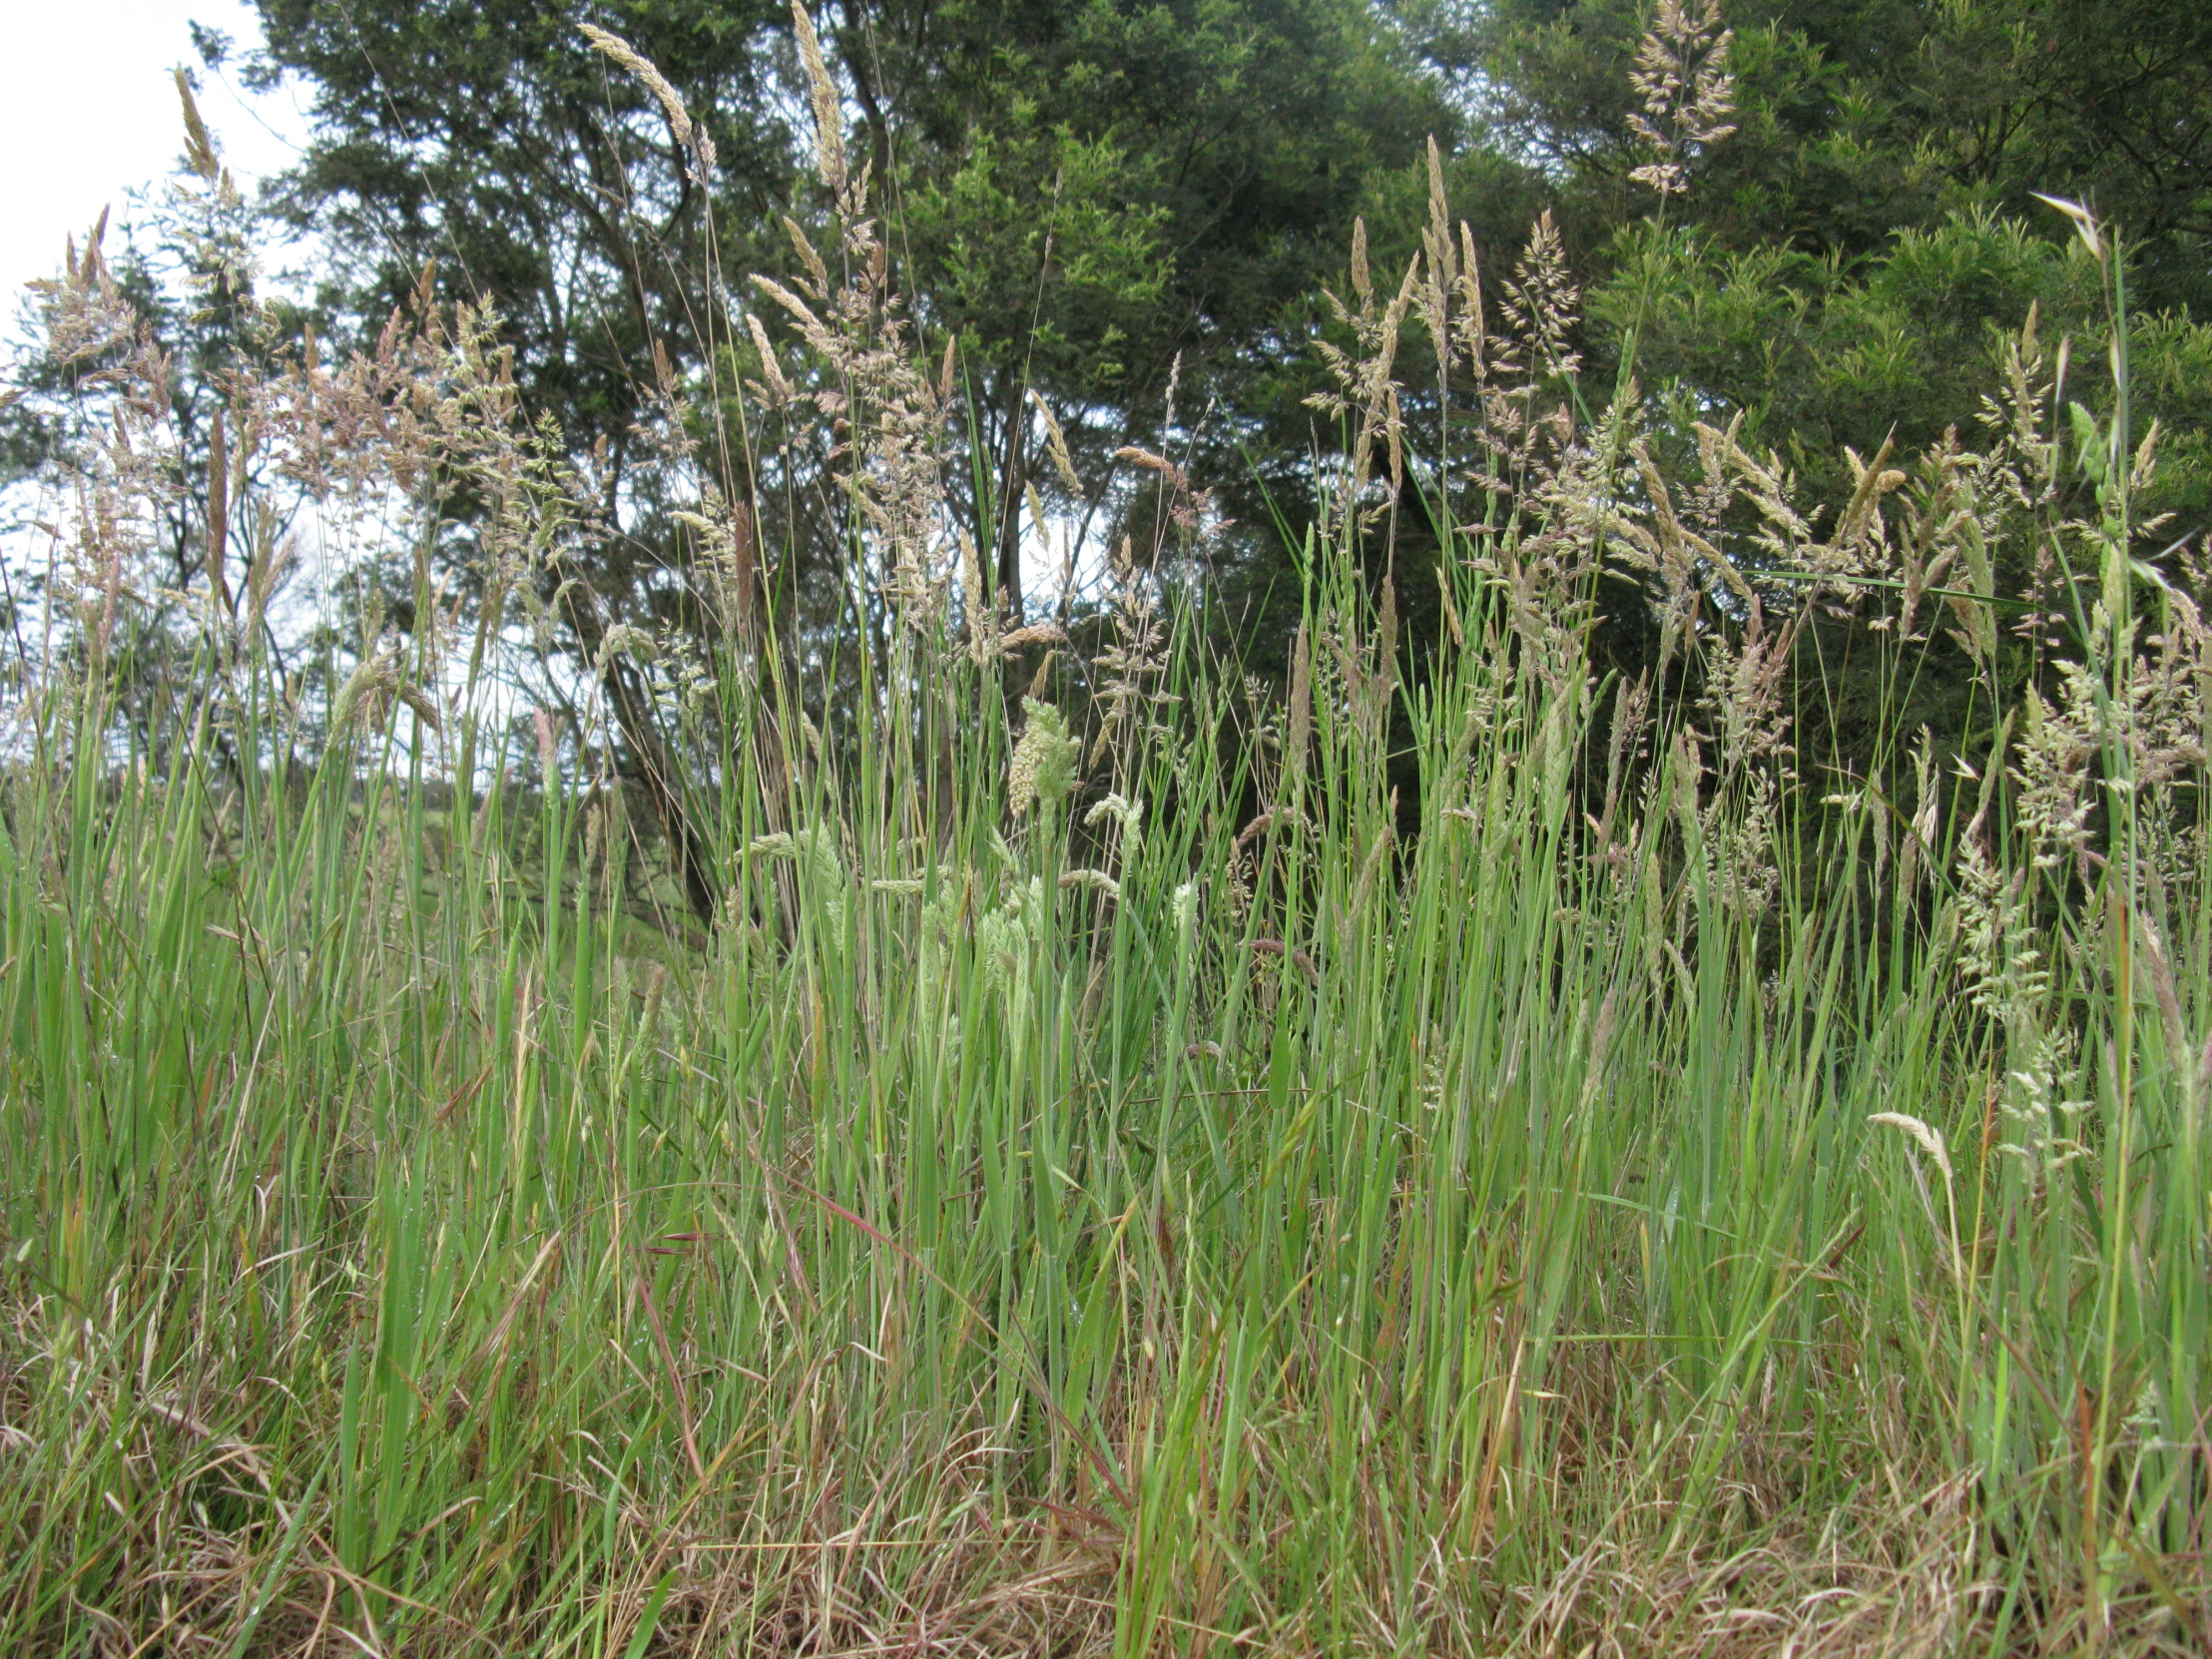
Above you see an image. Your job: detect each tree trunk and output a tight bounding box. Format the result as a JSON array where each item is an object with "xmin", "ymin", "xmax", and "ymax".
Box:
[{"xmin": 559, "ymin": 578, "xmax": 721, "ymax": 930}]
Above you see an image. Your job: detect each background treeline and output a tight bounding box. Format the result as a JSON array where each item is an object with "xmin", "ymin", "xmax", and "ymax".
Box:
[{"xmin": 7, "ymin": 0, "xmax": 2211, "ymax": 905}]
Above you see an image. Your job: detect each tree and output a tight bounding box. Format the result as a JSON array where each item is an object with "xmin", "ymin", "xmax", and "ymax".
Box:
[
  {"xmin": 229, "ymin": 0, "xmax": 1454, "ymax": 921},
  {"xmin": 238, "ymin": 1, "xmax": 797, "ymax": 471},
  {"xmin": 839, "ymin": 0, "xmax": 1450, "ymax": 610},
  {"xmin": 1437, "ymin": 0, "xmax": 2212, "ymax": 515},
  {"xmin": 1442, "ymin": 0, "xmax": 2209, "ymax": 297},
  {"xmin": 241, "ymin": 0, "xmax": 1450, "ymax": 583},
  {"xmin": 2, "ymin": 71, "xmax": 320, "ymax": 745}
]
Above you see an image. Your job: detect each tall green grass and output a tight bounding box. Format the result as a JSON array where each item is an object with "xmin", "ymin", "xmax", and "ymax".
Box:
[{"xmin": 3, "ymin": 34, "xmax": 2209, "ymax": 1659}]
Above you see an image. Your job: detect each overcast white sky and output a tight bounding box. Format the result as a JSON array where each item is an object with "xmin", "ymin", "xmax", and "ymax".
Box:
[{"xmin": 1, "ymin": 0, "xmax": 312, "ymax": 305}]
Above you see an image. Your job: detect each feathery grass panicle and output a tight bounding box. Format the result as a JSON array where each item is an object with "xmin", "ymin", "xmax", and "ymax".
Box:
[
  {"xmin": 1627, "ymin": 0, "xmax": 1738, "ymax": 198},
  {"xmin": 791, "ymin": 0, "xmax": 848, "ymax": 199},
  {"xmin": 580, "ymin": 24, "xmax": 717, "ymax": 184}
]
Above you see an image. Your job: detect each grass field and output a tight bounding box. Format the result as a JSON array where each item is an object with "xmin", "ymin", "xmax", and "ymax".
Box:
[{"xmin": 3, "ymin": 22, "xmax": 2210, "ymax": 1656}]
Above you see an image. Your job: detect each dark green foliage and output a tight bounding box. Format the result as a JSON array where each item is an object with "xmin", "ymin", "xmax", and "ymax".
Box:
[
  {"xmin": 1455, "ymin": 0, "xmax": 2212, "ymax": 305},
  {"xmin": 871, "ymin": 0, "xmax": 1450, "ymax": 600},
  {"xmin": 243, "ymin": 0, "xmax": 1449, "ymax": 597},
  {"xmin": 1448, "ymin": 0, "xmax": 2212, "ymax": 517},
  {"xmin": 247, "ymin": 0, "xmax": 796, "ymax": 470}
]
